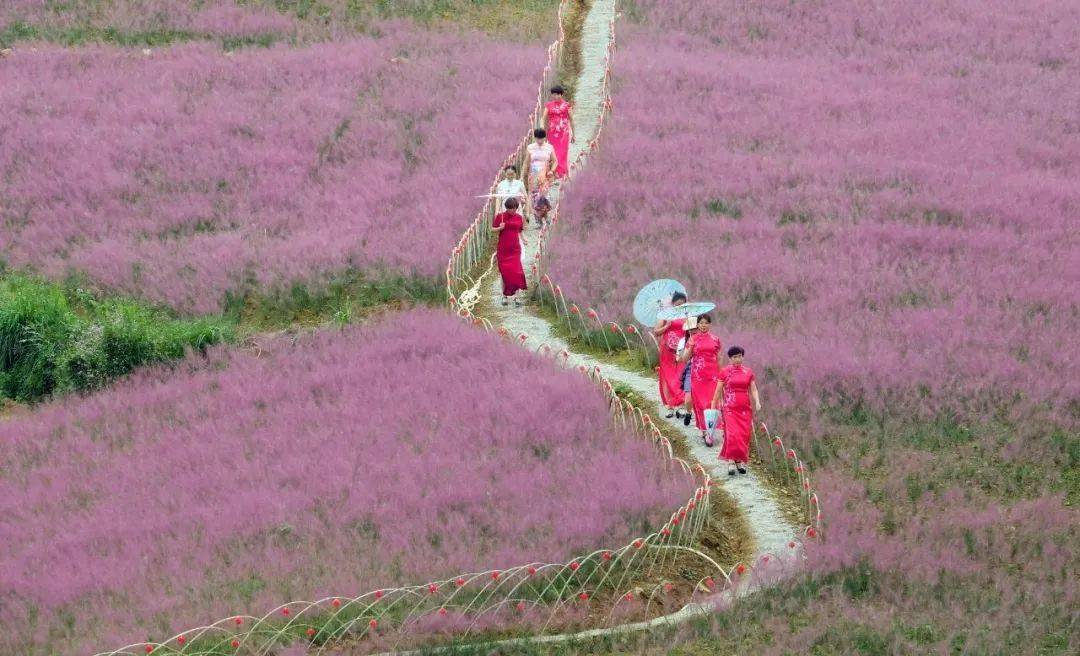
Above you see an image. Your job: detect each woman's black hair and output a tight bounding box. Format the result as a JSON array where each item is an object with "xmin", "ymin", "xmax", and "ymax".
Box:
[
  {"xmin": 697, "ymin": 313, "xmax": 713, "ymax": 324},
  {"xmin": 727, "ymin": 346, "xmax": 745, "ymax": 358},
  {"xmin": 504, "ymin": 197, "xmax": 520, "ymax": 210},
  {"xmin": 504, "ymin": 164, "xmax": 518, "ymax": 173},
  {"xmin": 534, "ymin": 128, "xmax": 547, "ymax": 139},
  {"xmin": 671, "ymin": 291, "xmax": 687, "ymax": 303},
  {"xmin": 550, "ymin": 85, "xmax": 565, "ymax": 95},
  {"xmin": 534, "ymin": 197, "xmax": 551, "ymax": 209}
]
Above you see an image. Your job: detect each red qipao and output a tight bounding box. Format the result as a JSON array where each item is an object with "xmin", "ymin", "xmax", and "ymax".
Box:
[
  {"xmin": 545, "ymin": 99, "xmax": 572, "ymax": 177},
  {"xmin": 718, "ymin": 364, "xmax": 755, "ymax": 462},
  {"xmin": 493, "ymin": 211, "xmax": 527, "ymax": 296},
  {"xmin": 688, "ymin": 331, "xmax": 722, "ymax": 430},
  {"xmin": 658, "ymin": 320, "xmax": 686, "ymax": 406}
]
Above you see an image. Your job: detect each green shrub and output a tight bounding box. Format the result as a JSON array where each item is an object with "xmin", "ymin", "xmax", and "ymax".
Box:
[{"xmin": 0, "ymin": 276, "xmax": 232, "ymax": 402}]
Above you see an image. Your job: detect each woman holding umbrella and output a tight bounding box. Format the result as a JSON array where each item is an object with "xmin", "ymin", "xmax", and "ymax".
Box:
[
  {"xmin": 679, "ymin": 314, "xmax": 723, "ymax": 446},
  {"xmin": 711, "ymin": 346, "xmax": 761, "ymax": 475},
  {"xmin": 653, "ymin": 292, "xmax": 688, "ymax": 419}
]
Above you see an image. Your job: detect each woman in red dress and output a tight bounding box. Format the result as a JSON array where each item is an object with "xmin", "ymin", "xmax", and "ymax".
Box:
[
  {"xmin": 679, "ymin": 314, "xmax": 723, "ymax": 446},
  {"xmin": 712, "ymin": 346, "xmax": 761, "ymax": 475},
  {"xmin": 652, "ymin": 292, "xmax": 688, "ymax": 419},
  {"xmin": 542, "ymin": 86, "xmax": 574, "ymax": 178},
  {"xmin": 492, "ymin": 198, "xmax": 527, "ymax": 305}
]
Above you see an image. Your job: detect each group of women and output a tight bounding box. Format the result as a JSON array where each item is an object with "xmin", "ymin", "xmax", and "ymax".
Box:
[
  {"xmin": 654, "ymin": 293, "xmax": 762, "ymax": 476},
  {"xmin": 493, "ymin": 87, "xmax": 574, "ymax": 305},
  {"xmin": 489, "ymin": 89, "xmax": 761, "ymax": 477}
]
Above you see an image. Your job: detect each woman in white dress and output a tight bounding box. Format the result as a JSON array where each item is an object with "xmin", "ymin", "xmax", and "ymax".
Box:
[{"xmin": 494, "ymin": 164, "xmax": 528, "ymax": 217}]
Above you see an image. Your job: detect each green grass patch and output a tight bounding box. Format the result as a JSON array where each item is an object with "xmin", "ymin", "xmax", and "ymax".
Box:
[
  {"xmin": 0, "ymin": 267, "xmax": 444, "ymax": 403},
  {"xmin": 224, "ymin": 269, "xmax": 444, "ymax": 330},
  {"xmin": 0, "ymin": 20, "xmax": 283, "ymax": 50},
  {"xmin": 0, "ymin": 274, "xmax": 231, "ymax": 402}
]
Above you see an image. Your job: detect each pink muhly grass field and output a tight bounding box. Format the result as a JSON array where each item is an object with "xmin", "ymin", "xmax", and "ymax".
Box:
[
  {"xmin": 0, "ymin": 308, "xmax": 690, "ymax": 655},
  {"xmin": 1, "ymin": 0, "xmax": 301, "ymax": 40},
  {"xmin": 545, "ymin": 1, "xmax": 1078, "ymax": 651},
  {"xmin": 549, "ymin": 0, "xmax": 1079, "ymax": 430},
  {"xmin": 0, "ymin": 27, "xmax": 543, "ymax": 314}
]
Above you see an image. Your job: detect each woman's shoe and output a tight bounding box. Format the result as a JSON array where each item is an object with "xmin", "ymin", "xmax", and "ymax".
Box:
[
  {"xmin": 665, "ymin": 409, "xmax": 676, "ymax": 419},
  {"xmin": 683, "ymin": 412, "xmax": 692, "ymax": 427},
  {"xmin": 703, "ymin": 432, "xmax": 714, "ymax": 447},
  {"xmin": 501, "ymin": 298, "xmax": 509, "ymax": 306},
  {"xmin": 727, "ymin": 464, "xmax": 737, "ymax": 476},
  {"xmin": 737, "ymin": 464, "xmax": 747, "ymax": 475}
]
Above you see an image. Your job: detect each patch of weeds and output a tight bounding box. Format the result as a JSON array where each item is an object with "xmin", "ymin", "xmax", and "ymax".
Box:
[
  {"xmin": 778, "ymin": 208, "xmax": 814, "ymax": 226},
  {"xmin": 703, "ymin": 198, "xmax": 743, "ymax": 219}
]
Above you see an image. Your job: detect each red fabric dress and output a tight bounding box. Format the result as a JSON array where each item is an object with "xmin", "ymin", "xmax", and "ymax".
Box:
[
  {"xmin": 658, "ymin": 320, "xmax": 686, "ymax": 407},
  {"xmin": 545, "ymin": 99, "xmax": 572, "ymax": 177},
  {"xmin": 493, "ymin": 211, "xmax": 527, "ymax": 296},
  {"xmin": 718, "ymin": 364, "xmax": 755, "ymax": 462},
  {"xmin": 688, "ymin": 331, "xmax": 722, "ymax": 430}
]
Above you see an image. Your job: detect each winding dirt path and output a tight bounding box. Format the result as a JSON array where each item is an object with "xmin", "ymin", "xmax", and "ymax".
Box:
[{"xmin": 481, "ymin": 0, "xmax": 796, "ymax": 561}]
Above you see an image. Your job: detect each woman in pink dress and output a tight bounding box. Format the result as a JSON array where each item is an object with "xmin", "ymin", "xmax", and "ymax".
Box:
[
  {"xmin": 542, "ymin": 86, "xmax": 574, "ymax": 178},
  {"xmin": 492, "ymin": 197, "xmax": 527, "ymax": 305},
  {"xmin": 525, "ymin": 128, "xmax": 557, "ymax": 204},
  {"xmin": 712, "ymin": 346, "xmax": 761, "ymax": 475},
  {"xmin": 652, "ymin": 292, "xmax": 688, "ymax": 419},
  {"xmin": 679, "ymin": 314, "xmax": 723, "ymax": 446}
]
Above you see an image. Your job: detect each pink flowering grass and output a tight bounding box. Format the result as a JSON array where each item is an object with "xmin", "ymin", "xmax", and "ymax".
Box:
[
  {"xmin": 0, "ymin": 308, "xmax": 690, "ymax": 655},
  {"xmin": 549, "ymin": 0, "xmax": 1079, "ymax": 431},
  {"xmin": 0, "ymin": 27, "xmax": 544, "ymax": 314},
  {"xmin": 540, "ymin": 1, "xmax": 1079, "ymax": 651}
]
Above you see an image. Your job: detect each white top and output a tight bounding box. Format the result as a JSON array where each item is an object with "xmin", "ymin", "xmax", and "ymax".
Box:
[{"xmin": 495, "ymin": 178, "xmax": 527, "ymax": 203}]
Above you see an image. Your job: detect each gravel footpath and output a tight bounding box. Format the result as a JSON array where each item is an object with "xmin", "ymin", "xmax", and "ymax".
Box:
[{"xmin": 486, "ymin": 0, "xmax": 797, "ymax": 560}]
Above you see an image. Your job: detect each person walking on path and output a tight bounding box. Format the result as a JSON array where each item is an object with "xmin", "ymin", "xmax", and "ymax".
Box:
[
  {"xmin": 526, "ymin": 128, "xmax": 557, "ymax": 201},
  {"xmin": 711, "ymin": 346, "xmax": 761, "ymax": 475},
  {"xmin": 495, "ymin": 164, "xmax": 527, "ymax": 211},
  {"xmin": 542, "ymin": 85, "xmax": 574, "ymax": 178},
  {"xmin": 653, "ymin": 292, "xmax": 688, "ymax": 419},
  {"xmin": 679, "ymin": 314, "xmax": 722, "ymax": 446},
  {"xmin": 492, "ymin": 198, "xmax": 528, "ymax": 305}
]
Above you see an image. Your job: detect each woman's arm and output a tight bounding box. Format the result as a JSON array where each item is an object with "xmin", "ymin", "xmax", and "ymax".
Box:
[
  {"xmin": 652, "ymin": 319, "xmax": 670, "ymax": 336},
  {"xmin": 569, "ymin": 108, "xmax": 576, "ymax": 142},
  {"xmin": 750, "ymin": 380, "xmax": 762, "ymax": 412},
  {"xmin": 541, "ymin": 107, "xmax": 549, "ymax": 130},
  {"xmin": 711, "ymin": 380, "xmax": 725, "ymax": 409},
  {"xmin": 677, "ymin": 341, "xmax": 694, "ymax": 363}
]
